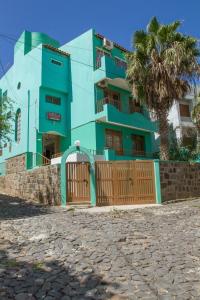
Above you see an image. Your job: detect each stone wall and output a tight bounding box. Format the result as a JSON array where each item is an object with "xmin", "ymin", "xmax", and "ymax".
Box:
[
  {"xmin": 0, "ymin": 163, "xmax": 61, "ymax": 205},
  {"xmin": 6, "ymin": 153, "xmax": 26, "ymax": 174},
  {"xmin": 160, "ymin": 161, "xmax": 200, "ymax": 202}
]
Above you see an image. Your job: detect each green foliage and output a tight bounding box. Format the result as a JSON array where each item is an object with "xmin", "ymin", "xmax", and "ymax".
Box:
[
  {"xmin": 169, "ymin": 136, "xmax": 198, "ymax": 161},
  {"xmin": 126, "ymin": 17, "xmax": 200, "ymax": 160},
  {"xmin": 0, "ymin": 94, "xmax": 14, "ymax": 146},
  {"xmin": 127, "ymin": 16, "xmax": 200, "ymax": 112}
]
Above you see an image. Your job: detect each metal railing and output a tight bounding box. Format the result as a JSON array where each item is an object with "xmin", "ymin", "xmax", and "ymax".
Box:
[
  {"xmin": 104, "ymin": 147, "xmax": 154, "ymax": 158},
  {"xmin": 33, "ymin": 153, "xmax": 51, "ymax": 166},
  {"xmin": 52, "ymin": 149, "xmax": 105, "ymax": 158},
  {"xmin": 96, "ymin": 97, "xmax": 121, "ymax": 113},
  {"xmin": 95, "ymin": 54, "xmax": 127, "ymax": 70},
  {"xmin": 96, "ymin": 97, "xmax": 143, "ymax": 114}
]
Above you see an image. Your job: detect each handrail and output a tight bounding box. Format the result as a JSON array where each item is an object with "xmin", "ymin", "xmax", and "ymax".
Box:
[
  {"xmin": 33, "ymin": 153, "xmax": 51, "ymax": 166},
  {"xmin": 104, "ymin": 147, "xmax": 154, "ymax": 158}
]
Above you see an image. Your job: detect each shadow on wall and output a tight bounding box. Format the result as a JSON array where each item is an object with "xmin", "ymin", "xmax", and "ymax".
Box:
[
  {"xmin": 0, "ymin": 194, "xmax": 51, "ymax": 220},
  {"xmin": 0, "ymin": 246, "xmax": 118, "ymax": 299}
]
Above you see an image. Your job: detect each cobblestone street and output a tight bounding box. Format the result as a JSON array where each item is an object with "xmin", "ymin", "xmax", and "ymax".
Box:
[{"xmin": 1, "ymin": 195, "xmax": 200, "ymax": 299}]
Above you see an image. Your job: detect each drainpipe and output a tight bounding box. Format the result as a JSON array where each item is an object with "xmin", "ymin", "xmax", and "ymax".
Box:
[
  {"xmin": 27, "ymin": 90, "xmax": 30, "ymax": 152},
  {"xmin": 26, "ymin": 90, "xmax": 31, "ymax": 169}
]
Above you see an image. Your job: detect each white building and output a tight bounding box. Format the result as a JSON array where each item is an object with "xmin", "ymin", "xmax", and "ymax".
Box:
[{"xmin": 168, "ymin": 92, "xmax": 196, "ymax": 146}]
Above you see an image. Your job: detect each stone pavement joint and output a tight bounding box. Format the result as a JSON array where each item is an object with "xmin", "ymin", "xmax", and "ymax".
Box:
[{"xmin": 0, "ymin": 194, "xmax": 200, "ymax": 299}]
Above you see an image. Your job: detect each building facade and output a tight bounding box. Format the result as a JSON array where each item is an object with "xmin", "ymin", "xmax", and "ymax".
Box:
[
  {"xmin": 168, "ymin": 91, "xmax": 196, "ymax": 147},
  {"xmin": 0, "ymin": 29, "xmax": 157, "ymax": 172}
]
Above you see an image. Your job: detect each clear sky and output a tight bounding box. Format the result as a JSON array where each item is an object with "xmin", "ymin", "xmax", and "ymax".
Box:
[{"xmin": 0, "ymin": 0, "xmax": 200, "ymax": 76}]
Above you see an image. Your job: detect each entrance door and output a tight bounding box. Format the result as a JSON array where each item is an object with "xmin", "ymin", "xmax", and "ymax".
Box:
[
  {"xmin": 43, "ymin": 134, "xmax": 60, "ymax": 159},
  {"xmin": 66, "ymin": 162, "xmax": 90, "ymax": 204}
]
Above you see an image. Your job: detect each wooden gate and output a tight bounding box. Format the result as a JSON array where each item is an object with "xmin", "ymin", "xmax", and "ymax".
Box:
[
  {"xmin": 66, "ymin": 162, "xmax": 90, "ymax": 203},
  {"xmin": 96, "ymin": 160, "xmax": 156, "ymax": 206}
]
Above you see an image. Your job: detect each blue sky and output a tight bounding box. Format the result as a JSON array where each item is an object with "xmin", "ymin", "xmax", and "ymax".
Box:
[{"xmin": 0, "ymin": 0, "xmax": 200, "ymax": 76}]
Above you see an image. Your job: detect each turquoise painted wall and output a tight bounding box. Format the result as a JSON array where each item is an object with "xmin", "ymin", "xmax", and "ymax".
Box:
[
  {"xmin": 14, "ymin": 31, "xmax": 60, "ymax": 56},
  {"xmin": 0, "ymin": 31, "xmax": 70, "ymax": 165},
  {"xmin": 60, "ymin": 29, "xmax": 156, "ymax": 156},
  {"xmin": 0, "ymin": 43, "xmax": 42, "ymax": 162},
  {"xmin": 60, "ymin": 29, "xmax": 95, "ymax": 130},
  {"xmin": 96, "ymin": 122, "xmax": 152, "ymax": 157},
  {"xmin": 0, "ymin": 28, "xmax": 157, "ymax": 167},
  {"xmin": 71, "ymin": 122, "xmax": 96, "ymax": 150}
]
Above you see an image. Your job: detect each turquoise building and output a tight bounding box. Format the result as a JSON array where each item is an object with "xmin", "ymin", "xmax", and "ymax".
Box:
[{"xmin": 0, "ymin": 29, "xmax": 157, "ymax": 171}]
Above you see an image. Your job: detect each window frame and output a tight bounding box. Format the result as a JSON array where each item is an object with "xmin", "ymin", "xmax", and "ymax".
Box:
[
  {"xmin": 15, "ymin": 109, "xmax": 21, "ymax": 143},
  {"xmin": 51, "ymin": 59, "xmax": 62, "ymax": 66},
  {"xmin": 132, "ymin": 134, "xmax": 145, "ymax": 156},
  {"xmin": 45, "ymin": 95, "xmax": 61, "ymax": 105},
  {"xmin": 105, "ymin": 129, "xmax": 123, "ymax": 155},
  {"xmin": 179, "ymin": 103, "xmax": 190, "ymax": 118},
  {"xmin": 104, "ymin": 89, "xmax": 121, "ymax": 111},
  {"xmin": 129, "ymin": 98, "xmax": 142, "ymax": 114}
]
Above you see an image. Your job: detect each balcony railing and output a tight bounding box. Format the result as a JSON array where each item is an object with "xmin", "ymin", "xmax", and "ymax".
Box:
[
  {"xmin": 96, "ymin": 97, "xmax": 143, "ymax": 114},
  {"xmin": 95, "ymin": 54, "xmax": 127, "ymax": 70},
  {"xmin": 96, "ymin": 97, "xmax": 121, "ymax": 113},
  {"xmin": 104, "ymin": 147, "xmax": 154, "ymax": 158}
]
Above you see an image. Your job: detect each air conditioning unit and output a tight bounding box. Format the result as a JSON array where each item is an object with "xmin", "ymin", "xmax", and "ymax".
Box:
[{"xmin": 103, "ymin": 38, "xmax": 114, "ymax": 50}]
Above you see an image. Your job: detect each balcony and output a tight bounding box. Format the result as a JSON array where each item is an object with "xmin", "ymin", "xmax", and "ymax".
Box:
[
  {"xmin": 96, "ymin": 97, "xmax": 142, "ymax": 114},
  {"xmin": 94, "ymin": 55, "xmax": 127, "ymax": 84},
  {"xmin": 96, "ymin": 99, "xmax": 157, "ymax": 133}
]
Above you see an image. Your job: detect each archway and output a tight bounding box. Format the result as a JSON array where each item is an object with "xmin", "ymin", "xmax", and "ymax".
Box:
[{"xmin": 60, "ymin": 146, "xmax": 96, "ymax": 206}]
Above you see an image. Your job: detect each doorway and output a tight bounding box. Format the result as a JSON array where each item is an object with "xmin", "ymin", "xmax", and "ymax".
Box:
[{"xmin": 43, "ymin": 134, "xmax": 60, "ymax": 159}]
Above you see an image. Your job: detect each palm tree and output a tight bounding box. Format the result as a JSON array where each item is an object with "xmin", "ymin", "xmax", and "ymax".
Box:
[{"xmin": 126, "ymin": 17, "xmax": 200, "ymax": 160}]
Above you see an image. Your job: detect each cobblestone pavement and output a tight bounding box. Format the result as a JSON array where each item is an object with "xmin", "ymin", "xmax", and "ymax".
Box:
[{"xmin": 1, "ymin": 195, "xmax": 200, "ymax": 300}]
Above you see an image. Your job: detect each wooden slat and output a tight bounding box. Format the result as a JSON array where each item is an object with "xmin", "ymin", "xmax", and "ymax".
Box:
[
  {"xmin": 96, "ymin": 160, "xmax": 156, "ymax": 206},
  {"xmin": 66, "ymin": 162, "xmax": 90, "ymax": 203}
]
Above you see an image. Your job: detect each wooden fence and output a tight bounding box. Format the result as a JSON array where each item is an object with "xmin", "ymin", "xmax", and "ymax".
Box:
[
  {"xmin": 66, "ymin": 160, "xmax": 156, "ymax": 206},
  {"xmin": 95, "ymin": 161, "xmax": 156, "ymax": 206}
]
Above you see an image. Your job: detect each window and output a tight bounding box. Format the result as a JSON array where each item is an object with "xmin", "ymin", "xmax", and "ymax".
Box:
[
  {"xmin": 105, "ymin": 129, "xmax": 123, "ymax": 155},
  {"xmin": 132, "ymin": 135, "xmax": 145, "ymax": 156},
  {"xmin": 104, "ymin": 90, "xmax": 121, "ymax": 111},
  {"xmin": 9, "ymin": 142, "xmax": 12, "ymax": 152},
  {"xmin": 180, "ymin": 104, "xmax": 190, "ymax": 117},
  {"xmin": 129, "ymin": 98, "xmax": 142, "ymax": 113},
  {"xmin": 182, "ymin": 136, "xmax": 193, "ymax": 147},
  {"xmin": 46, "ymin": 95, "xmax": 61, "ymax": 105},
  {"xmin": 17, "ymin": 82, "xmax": 21, "ymax": 89},
  {"xmin": 15, "ymin": 109, "xmax": 21, "ymax": 143},
  {"xmin": 96, "ymin": 48, "xmax": 111, "ymax": 68},
  {"xmin": 51, "ymin": 59, "xmax": 62, "ymax": 66},
  {"xmin": 0, "ymin": 149, "xmax": 2, "ymax": 156},
  {"xmin": 114, "ymin": 57, "xmax": 127, "ymax": 69}
]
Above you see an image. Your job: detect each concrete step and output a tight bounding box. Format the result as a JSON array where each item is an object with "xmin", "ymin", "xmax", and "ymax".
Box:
[{"xmin": 67, "ymin": 202, "xmax": 91, "ymax": 209}]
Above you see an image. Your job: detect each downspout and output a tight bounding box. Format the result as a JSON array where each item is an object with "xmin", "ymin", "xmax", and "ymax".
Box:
[
  {"xmin": 26, "ymin": 90, "xmax": 31, "ymax": 169},
  {"xmin": 27, "ymin": 90, "xmax": 30, "ymax": 152}
]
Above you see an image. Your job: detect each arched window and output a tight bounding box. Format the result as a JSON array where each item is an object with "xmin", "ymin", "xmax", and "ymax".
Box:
[{"xmin": 15, "ymin": 109, "xmax": 21, "ymax": 143}]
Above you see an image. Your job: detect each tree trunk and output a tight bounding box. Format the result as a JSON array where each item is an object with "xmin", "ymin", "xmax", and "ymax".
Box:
[{"xmin": 158, "ymin": 112, "xmax": 169, "ymax": 160}]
